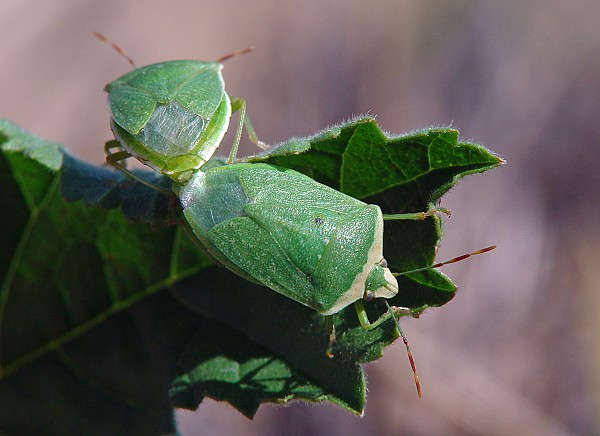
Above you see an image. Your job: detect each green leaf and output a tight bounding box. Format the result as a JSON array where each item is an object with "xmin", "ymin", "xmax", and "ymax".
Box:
[
  {"xmin": 250, "ymin": 116, "xmax": 502, "ymax": 199},
  {"xmin": 170, "ymin": 268, "xmax": 398, "ymax": 416},
  {"xmin": 0, "ymin": 118, "xmax": 502, "ymax": 433},
  {"xmin": 0, "ymin": 125, "xmax": 194, "ymax": 433},
  {"xmin": 0, "ymin": 119, "xmax": 63, "ymax": 171}
]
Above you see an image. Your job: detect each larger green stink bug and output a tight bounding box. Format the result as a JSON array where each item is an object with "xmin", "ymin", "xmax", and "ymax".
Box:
[
  {"xmin": 178, "ymin": 162, "xmax": 399, "ymax": 319},
  {"xmin": 98, "ymin": 34, "xmax": 262, "ymax": 185},
  {"xmin": 179, "ymin": 164, "xmax": 421, "ymax": 340}
]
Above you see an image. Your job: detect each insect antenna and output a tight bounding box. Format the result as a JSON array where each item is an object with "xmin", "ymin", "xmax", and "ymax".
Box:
[
  {"xmin": 393, "ymin": 245, "xmax": 497, "ymax": 277},
  {"xmin": 93, "ymin": 32, "xmax": 137, "ymax": 68},
  {"xmin": 384, "ymin": 301, "xmax": 421, "ymax": 397},
  {"xmin": 216, "ymin": 47, "xmax": 255, "ymax": 63},
  {"xmin": 386, "ymin": 245, "xmax": 496, "ymax": 397}
]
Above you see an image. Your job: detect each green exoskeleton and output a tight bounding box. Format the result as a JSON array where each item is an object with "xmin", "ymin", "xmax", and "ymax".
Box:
[
  {"xmin": 98, "ymin": 33, "xmax": 263, "ymax": 188},
  {"xmin": 177, "ymin": 162, "xmax": 399, "ymax": 319}
]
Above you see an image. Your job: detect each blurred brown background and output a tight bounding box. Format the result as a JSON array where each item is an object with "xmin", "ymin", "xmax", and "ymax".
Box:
[{"xmin": 2, "ymin": 1, "xmax": 599, "ymax": 434}]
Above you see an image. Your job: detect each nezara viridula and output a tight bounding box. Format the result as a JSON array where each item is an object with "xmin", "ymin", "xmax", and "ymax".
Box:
[
  {"xmin": 177, "ymin": 162, "xmax": 399, "ymax": 318},
  {"xmin": 176, "ymin": 162, "xmax": 423, "ymax": 361},
  {"xmin": 99, "ymin": 37, "xmax": 262, "ymax": 186}
]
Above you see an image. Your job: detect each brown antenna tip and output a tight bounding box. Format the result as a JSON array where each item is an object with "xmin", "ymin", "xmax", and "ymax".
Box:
[
  {"xmin": 216, "ymin": 46, "xmax": 255, "ymax": 63},
  {"xmin": 94, "ymin": 32, "xmax": 136, "ymax": 68},
  {"xmin": 398, "ymin": 324, "xmax": 421, "ymax": 397},
  {"xmin": 430, "ymin": 245, "xmax": 497, "ymax": 269}
]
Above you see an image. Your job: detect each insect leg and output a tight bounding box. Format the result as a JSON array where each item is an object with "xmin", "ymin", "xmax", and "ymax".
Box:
[
  {"xmin": 353, "ymin": 299, "xmax": 396, "ymax": 330},
  {"xmin": 229, "ymin": 97, "xmax": 268, "ymax": 163},
  {"xmin": 324, "ymin": 315, "xmax": 336, "ymax": 358},
  {"xmin": 105, "ymin": 140, "xmax": 172, "ymax": 196},
  {"xmin": 242, "ymin": 112, "xmax": 268, "ymax": 150},
  {"xmin": 382, "ymin": 207, "xmax": 451, "ymax": 221}
]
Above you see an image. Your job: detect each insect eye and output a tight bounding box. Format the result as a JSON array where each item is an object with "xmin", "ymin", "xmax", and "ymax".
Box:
[
  {"xmin": 380, "ymin": 258, "xmax": 388, "ymax": 268},
  {"xmin": 364, "ymin": 290, "xmax": 375, "ymax": 302},
  {"xmin": 314, "ymin": 216, "xmax": 324, "ymax": 225}
]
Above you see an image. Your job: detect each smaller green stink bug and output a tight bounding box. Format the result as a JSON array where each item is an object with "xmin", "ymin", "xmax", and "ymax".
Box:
[{"xmin": 97, "ymin": 33, "xmax": 263, "ymax": 186}]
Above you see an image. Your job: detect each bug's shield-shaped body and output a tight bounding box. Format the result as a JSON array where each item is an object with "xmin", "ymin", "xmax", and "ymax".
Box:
[
  {"xmin": 177, "ymin": 162, "xmax": 398, "ymax": 315},
  {"xmin": 105, "ymin": 60, "xmax": 231, "ymax": 183}
]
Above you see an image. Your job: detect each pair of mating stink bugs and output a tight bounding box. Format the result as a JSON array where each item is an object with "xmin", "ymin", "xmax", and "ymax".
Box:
[{"xmin": 97, "ymin": 34, "xmax": 495, "ymax": 397}]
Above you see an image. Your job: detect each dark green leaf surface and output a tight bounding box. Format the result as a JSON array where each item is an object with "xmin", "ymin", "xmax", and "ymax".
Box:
[{"xmin": 0, "ymin": 118, "xmax": 502, "ymax": 433}]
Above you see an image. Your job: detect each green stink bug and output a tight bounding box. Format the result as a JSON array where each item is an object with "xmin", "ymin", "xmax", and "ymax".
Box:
[
  {"xmin": 178, "ymin": 162, "xmax": 399, "ymax": 317},
  {"xmin": 180, "ymin": 165, "xmax": 415, "ymax": 331},
  {"xmin": 106, "ymin": 60, "xmax": 233, "ymax": 183},
  {"xmin": 97, "ymin": 34, "xmax": 262, "ymax": 185},
  {"xmin": 176, "ymin": 161, "xmax": 495, "ymax": 395}
]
